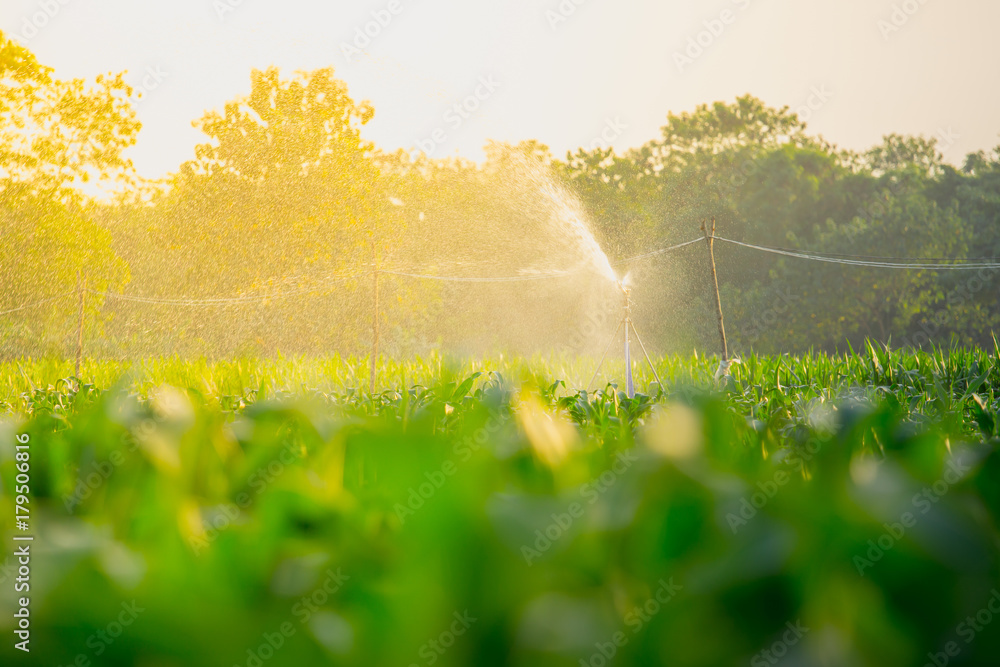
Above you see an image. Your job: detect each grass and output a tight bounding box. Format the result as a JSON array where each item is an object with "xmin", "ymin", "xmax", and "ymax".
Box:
[{"xmin": 0, "ymin": 344, "xmax": 999, "ymax": 666}]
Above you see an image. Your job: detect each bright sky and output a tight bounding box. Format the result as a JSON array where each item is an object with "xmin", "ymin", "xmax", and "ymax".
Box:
[{"xmin": 3, "ymin": 0, "xmax": 999, "ymax": 180}]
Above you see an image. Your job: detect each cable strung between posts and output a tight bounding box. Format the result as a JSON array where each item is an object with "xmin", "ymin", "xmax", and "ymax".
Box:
[
  {"xmin": 383, "ymin": 238, "xmax": 704, "ymax": 282},
  {"xmin": 93, "ymin": 274, "xmax": 363, "ymax": 307},
  {"xmin": 622, "ymin": 238, "xmax": 703, "ymax": 264},
  {"xmin": 713, "ymin": 237, "xmax": 1000, "ymax": 270},
  {"xmin": 380, "ymin": 269, "xmax": 579, "ymax": 283},
  {"xmin": 728, "ymin": 243, "xmax": 1000, "ymax": 264},
  {"xmin": 0, "ymin": 237, "xmax": 700, "ymax": 314},
  {"xmin": 0, "ymin": 238, "xmax": 704, "ymax": 316},
  {"xmin": 0, "ymin": 294, "xmax": 75, "ymax": 316},
  {"xmin": 10, "ymin": 233, "xmax": 997, "ymax": 314},
  {"xmin": 0, "ymin": 241, "xmax": 702, "ymax": 315}
]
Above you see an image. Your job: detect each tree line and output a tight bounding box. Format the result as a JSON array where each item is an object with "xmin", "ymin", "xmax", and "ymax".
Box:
[{"xmin": 2, "ymin": 31, "xmax": 997, "ymax": 358}]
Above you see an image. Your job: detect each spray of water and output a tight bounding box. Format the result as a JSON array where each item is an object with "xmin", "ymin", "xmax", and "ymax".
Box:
[
  {"xmin": 497, "ymin": 151, "xmax": 618, "ymax": 283},
  {"xmin": 537, "ymin": 183, "xmax": 618, "ymax": 283}
]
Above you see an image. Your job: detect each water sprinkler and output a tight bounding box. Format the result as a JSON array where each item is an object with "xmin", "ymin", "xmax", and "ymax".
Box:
[{"xmin": 588, "ymin": 280, "xmax": 664, "ymax": 398}]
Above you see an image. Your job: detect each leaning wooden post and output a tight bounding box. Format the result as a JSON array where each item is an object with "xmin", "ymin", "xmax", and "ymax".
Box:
[
  {"xmin": 369, "ymin": 227, "xmax": 380, "ymax": 396},
  {"xmin": 75, "ymin": 270, "xmax": 87, "ymax": 378},
  {"xmin": 701, "ymin": 218, "xmax": 728, "ymax": 362}
]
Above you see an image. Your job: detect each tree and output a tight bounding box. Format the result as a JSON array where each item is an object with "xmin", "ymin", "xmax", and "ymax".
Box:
[
  {"xmin": 0, "ymin": 32, "xmax": 139, "ymax": 191},
  {"xmin": 109, "ymin": 67, "xmax": 422, "ymax": 355},
  {"xmin": 864, "ymin": 134, "xmax": 944, "ymax": 178},
  {"xmin": 746, "ymin": 172, "xmax": 972, "ymax": 352},
  {"xmin": 0, "ymin": 32, "xmax": 134, "ymax": 357}
]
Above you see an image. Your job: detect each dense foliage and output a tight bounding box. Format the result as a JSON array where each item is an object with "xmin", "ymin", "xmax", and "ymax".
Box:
[
  {"xmin": 1, "ymin": 348, "xmax": 999, "ymax": 666},
  {"xmin": 1, "ymin": 32, "xmax": 997, "ymax": 358}
]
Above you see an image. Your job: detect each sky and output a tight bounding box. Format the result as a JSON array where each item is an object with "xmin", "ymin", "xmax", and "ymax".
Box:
[{"xmin": 3, "ymin": 0, "xmax": 999, "ymax": 181}]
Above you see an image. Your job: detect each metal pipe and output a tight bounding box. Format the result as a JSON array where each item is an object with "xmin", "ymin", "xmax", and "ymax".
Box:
[{"xmin": 623, "ymin": 285, "xmax": 634, "ymax": 398}]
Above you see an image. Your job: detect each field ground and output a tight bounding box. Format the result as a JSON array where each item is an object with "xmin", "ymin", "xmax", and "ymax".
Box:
[{"xmin": 1, "ymin": 345, "xmax": 999, "ymax": 666}]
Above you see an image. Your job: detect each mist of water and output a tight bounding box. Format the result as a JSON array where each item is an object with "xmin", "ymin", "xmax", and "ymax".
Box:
[
  {"xmin": 537, "ymin": 184, "xmax": 618, "ymax": 283},
  {"xmin": 500, "ymin": 152, "xmax": 618, "ymax": 284}
]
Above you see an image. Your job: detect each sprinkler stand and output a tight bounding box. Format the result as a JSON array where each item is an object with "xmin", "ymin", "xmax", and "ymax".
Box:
[{"xmin": 588, "ymin": 282, "xmax": 663, "ymax": 398}]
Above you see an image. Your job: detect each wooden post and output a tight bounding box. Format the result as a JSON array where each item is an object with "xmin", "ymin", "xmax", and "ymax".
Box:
[
  {"xmin": 369, "ymin": 231, "xmax": 379, "ymax": 395},
  {"xmin": 75, "ymin": 270, "xmax": 87, "ymax": 378},
  {"xmin": 701, "ymin": 218, "xmax": 728, "ymax": 362}
]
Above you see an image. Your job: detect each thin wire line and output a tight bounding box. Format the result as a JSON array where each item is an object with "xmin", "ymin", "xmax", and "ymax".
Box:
[
  {"xmin": 383, "ymin": 238, "xmax": 704, "ymax": 282},
  {"xmin": 714, "ymin": 237, "xmax": 1000, "ymax": 270},
  {"xmin": 0, "ymin": 293, "xmax": 74, "ymax": 316},
  {"xmin": 726, "ymin": 240, "xmax": 1000, "ymax": 263},
  {"xmin": 622, "ymin": 238, "xmax": 702, "ymax": 263},
  {"xmin": 10, "ymin": 233, "xmax": 993, "ymax": 314},
  {"xmin": 0, "ymin": 241, "xmax": 700, "ymax": 315},
  {"xmin": 381, "ymin": 269, "xmax": 577, "ymax": 283},
  {"xmin": 94, "ymin": 274, "xmax": 362, "ymax": 307}
]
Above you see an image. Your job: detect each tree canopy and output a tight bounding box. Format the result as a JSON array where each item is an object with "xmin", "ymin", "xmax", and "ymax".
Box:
[
  {"xmin": 1, "ymin": 36, "xmax": 998, "ymax": 358},
  {"xmin": 0, "ymin": 31, "xmax": 134, "ymax": 354}
]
